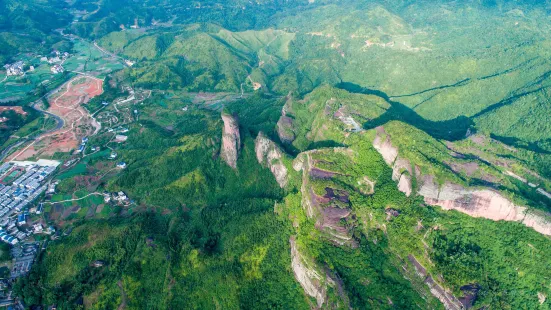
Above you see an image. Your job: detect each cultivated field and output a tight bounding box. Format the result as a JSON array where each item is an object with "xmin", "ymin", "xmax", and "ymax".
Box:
[{"xmin": 0, "ymin": 106, "xmax": 27, "ymax": 115}]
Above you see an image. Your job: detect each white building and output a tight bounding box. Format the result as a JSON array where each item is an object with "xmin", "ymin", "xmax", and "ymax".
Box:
[
  {"xmin": 51, "ymin": 64, "xmax": 64, "ymax": 74},
  {"xmin": 4, "ymin": 61, "xmax": 24, "ymax": 76}
]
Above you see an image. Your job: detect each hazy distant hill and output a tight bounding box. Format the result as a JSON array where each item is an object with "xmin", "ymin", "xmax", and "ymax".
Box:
[{"xmin": 0, "ymin": 0, "xmax": 71, "ymax": 63}]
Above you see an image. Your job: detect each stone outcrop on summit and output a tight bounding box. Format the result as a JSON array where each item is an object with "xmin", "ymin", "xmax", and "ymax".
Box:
[
  {"xmin": 276, "ymin": 104, "xmax": 295, "ymax": 144},
  {"xmin": 254, "ymin": 132, "xmax": 288, "ymax": 188},
  {"xmin": 220, "ymin": 112, "xmax": 240, "ymax": 169}
]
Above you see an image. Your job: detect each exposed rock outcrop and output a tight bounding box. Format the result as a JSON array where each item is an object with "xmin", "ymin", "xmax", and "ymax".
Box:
[
  {"xmin": 290, "ymin": 236, "xmax": 326, "ymax": 308},
  {"xmin": 277, "ymin": 100, "xmax": 296, "ymax": 143},
  {"xmin": 372, "ymin": 127, "xmax": 398, "ymax": 165},
  {"xmin": 220, "ymin": 112, "xmax": 240, "ymax": 169},
  {"xmin": 419, "ymin": 176, "xmax": 551, "ymax": 236},
  {"xmin": 397, "ymin": 173, "xmax": 413, "ymax": 197},
  {"xmin": 373, "ymin": 127, "xmax": 412, "ymax": 196},
  {"xmin": 372, "ymin": 126, "xmax": 551, "ymax": 236},
  {"xmin": 293, "ymin": 150, "xmax": 358, "ymax": 247},
  {"xmin": 290, "ymin": 236, "xmax": 350, "ymax": 308},
  {"xmin": 407, "ymin": 255, "xmax": 463, "ymax": 310},
  {"xmin": 255, "ymin": 132, "xmax": 288, "ymax": 188}
]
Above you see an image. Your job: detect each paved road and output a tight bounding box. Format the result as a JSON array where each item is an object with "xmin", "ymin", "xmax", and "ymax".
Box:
[{"xmin": 0, "ymin": 88, "xmax": 65, "ymax": 161}]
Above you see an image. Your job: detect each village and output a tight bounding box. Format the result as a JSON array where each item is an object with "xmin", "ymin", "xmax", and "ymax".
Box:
[
  {"xmin": 0, "ymin": 76, "xmax": 144, "ymax": 279},
  {"xmin": 0, "ymin": 159, "xmax": 59, "ymax": 306},
  {"xmin": 0, "ymin": 31, "xmax": 151, "ymax": 306},
  {"xmin": 0, "ymin": 153, "xmax": 133, "ymax": 306},
  {"xmin": 3, "ymin": 50, "xmax": 70, "ymax": 78}
]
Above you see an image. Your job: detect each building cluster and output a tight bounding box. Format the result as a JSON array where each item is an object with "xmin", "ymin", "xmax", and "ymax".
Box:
[
  {"xmin": 31, "ymin": 222, "xmax": 54, "ymax": 235},
  {"xmin": 108, "ymin": 126, "xmax": 129, "ymax": 134},
  {"xmin": 10, "ymin": 242, "xmax": 40, "ymax": 279},
  {"xmin": 38, "ymin": 51, "xmax": 69, "ymax": 74},
  {"xmin": 3, "ymin": 61, "xmax": 24, "ymax": 76},
  {"xmin": 103, "ymin": 191, "xmax": 129, "ymax": 205},
  {"xmin": 50, "ymin": 64, "xmax": 64, "ymax": 74},
  {"xmin": 0, "ymin": 161, "xmax": 59, "ymax": 245},
  {"xmin": 76, "ymin": 137, "xmax": 88, "ymax": 153},
  {"xmin": 41, "ymin": 51, "xmax": 70, "ymax": 64},
  {"xmin": 0, "ymin": 213, "xmax": 35, "ymax": 245}
]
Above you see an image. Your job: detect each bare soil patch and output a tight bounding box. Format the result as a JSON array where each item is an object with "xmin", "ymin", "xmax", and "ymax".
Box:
[{"xmin": 11, "ymin": 76, "xmax": 103, "ymax": 160}]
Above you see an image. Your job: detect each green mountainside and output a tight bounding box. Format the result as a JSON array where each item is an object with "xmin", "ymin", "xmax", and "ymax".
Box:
[
  {"xmin": 5, "ymin": 0, "xmax": 551, "ymax": 309},
  {"xmin": 86, "ymin": 0, "xmax": 551, "ymax": 157},
  {"xmin": 0, "ymin": 0, "xmax": 71, "ymax": 63}
]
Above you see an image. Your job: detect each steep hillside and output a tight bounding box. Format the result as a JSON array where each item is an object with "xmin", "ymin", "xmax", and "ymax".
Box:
[
  {"xmin": 273, "ymin": 85, "xmax": 551, "ymax": 309},
  {"xmin": 90, "ymin": 0, "xmax": 551, "ymax": 160}
]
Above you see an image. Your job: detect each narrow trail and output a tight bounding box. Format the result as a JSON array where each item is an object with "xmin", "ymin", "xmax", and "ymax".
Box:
[
  {"xmin": 117, "ymin": 280, "xmax": 128, "ymax": 310},
  {"xmin": 43, "ymin": 192, "xmax": 102, "ymax": 204}
]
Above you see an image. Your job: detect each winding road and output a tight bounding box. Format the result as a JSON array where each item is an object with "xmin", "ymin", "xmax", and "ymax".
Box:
[
  {"xmin": 0, "ymin": 91, "xmax": 65, "ymax": 161},
  {"xmin": 2, "ymin": 74, "xmax": 103, "ymax": 161}
]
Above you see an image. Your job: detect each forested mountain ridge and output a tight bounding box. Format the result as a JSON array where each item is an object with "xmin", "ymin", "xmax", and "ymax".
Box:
[
  {"xmin": 0, "ymin": 0, "xmax": 71, "ymax": 63},
  {"xmin": 88, "ymin": 0, "xmax": 551, "ymax": 162},
  {"xmin": 4, "ymin": 0, "xmax": 551, "ymax": 309}
]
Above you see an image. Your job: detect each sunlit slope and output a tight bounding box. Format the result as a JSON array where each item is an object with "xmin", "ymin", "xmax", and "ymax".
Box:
[
  {"xmin": 0, "ymin": 0, "xmax": 71, "ymax": 63},
  {"xmin": 99, "ymin": 27, "xmax": 296, "ymax": 92},
  {"xmin": 275, "ymin": 3, "xmax": 551, "ymax": 150}
]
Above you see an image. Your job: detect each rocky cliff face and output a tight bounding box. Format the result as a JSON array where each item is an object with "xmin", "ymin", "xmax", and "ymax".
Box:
[
  {"xmin": 254, "ymin": 132, "xmax": 288, "ymax": 188},
  {"xmin": 422, "ymin": 178, "xmax": 551, "ymax": 236},
  {"xmin": 276, "ymin": 98, "xmax": 296, "ymax": 143},
  {"xmin": 220, "ymin": 112, "xmax": 241, "ymax": 169},
  {"xmin": 407, "ymin": 255, "xmax": 464, "ymax": 310},
  {"xmin": 290, "ymin": 236, "xmax": 326, "ymax": 308},
  {"xmin": 373, "ymin": 126, "xmax": 551, "ymax": 236},
  {"xmin": 277, "ymin": 114, "xmax": 295, "ymax": 144},
  {"xmin": 293, "ymin": 149, "xmax": 358, "ymax": 247},
  {"xmin": 373, "ymin": 127, "xmax": 413, "ymax": 196}
]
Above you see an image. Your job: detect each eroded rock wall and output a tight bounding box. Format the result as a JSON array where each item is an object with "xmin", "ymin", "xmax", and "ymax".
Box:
[
  {"xmin": 373, "ymin": 126, "xmax": 551, "ymax": 236},
  {"xmin": 220, "ymin": 112, "xmax": 241, "ymax": 169},
  {"xmin": 254, "ymin": 132, "xmax": 288, "ymax": 188},
  {"xmin": 407, "ymin": 255, "xmax": 464, "ymax": 310},
  {"xmin": 290, "ymin": 236, "xmax": 326, "ymax": 308},
  {"xmin": 373, "ymin": 127, "xmax": 413, "ymax": 196}
]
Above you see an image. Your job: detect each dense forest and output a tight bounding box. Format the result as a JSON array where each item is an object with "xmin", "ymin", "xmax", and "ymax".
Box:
[{"xmin": 4, "ymin": 0, "xmax": 551, "ymax": 309}]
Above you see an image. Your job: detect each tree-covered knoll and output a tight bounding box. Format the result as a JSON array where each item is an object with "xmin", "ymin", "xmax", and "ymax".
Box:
[{"xmin": 0, "ymin": 0, "xmax": 71, "ymax": 63}]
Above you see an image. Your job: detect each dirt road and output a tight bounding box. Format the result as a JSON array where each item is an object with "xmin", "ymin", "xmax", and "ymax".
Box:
[{"xmin": 9, "ymin": 75, "xmax": 103, "ymax": 161}]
